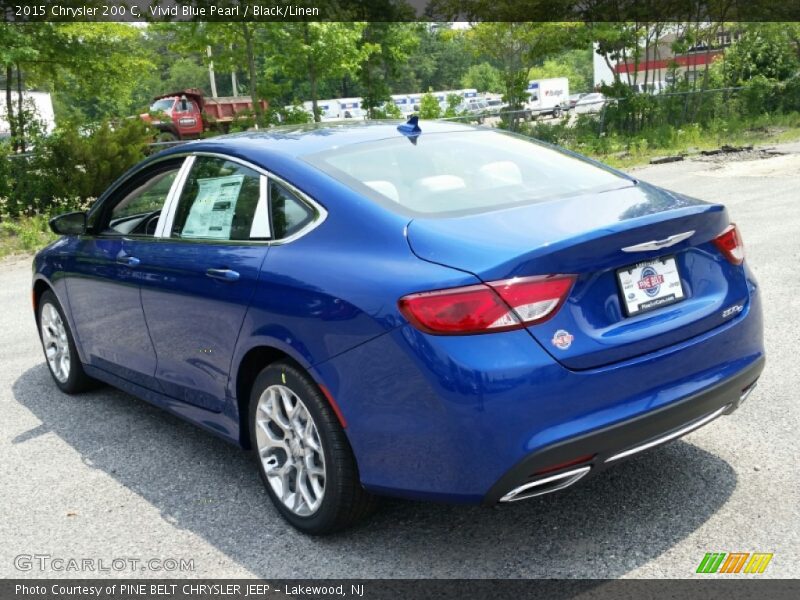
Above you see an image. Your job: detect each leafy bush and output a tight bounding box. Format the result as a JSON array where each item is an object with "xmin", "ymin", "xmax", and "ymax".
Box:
[
  {"xmin": 442, "ymin": 93, "xmax": 463, "ymax": 118},
  {"xmin": 0, "ymin": 119, "xmax": 151, "ymax": 219},
  {"xmin": 226, "ymin": 108, "xmax": 258, "ymax": 133},
  {"xmin": 0, "ymin": 213, "xmax": 57, "ymax": 258},
  {"xmin": 271, "ymin": 105, "xmax": 313, "ymax": 125},
  {"xmin": 419, "ymin": 92, "xmax": 442, "ymax": 119},
  {"xmin": 369, "ymin": 102, "xmax": 403, "ymax": 120}
]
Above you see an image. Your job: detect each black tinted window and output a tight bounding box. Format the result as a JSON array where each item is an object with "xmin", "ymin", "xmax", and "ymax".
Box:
[{"xmin": 271, "ymin": 181, "xmax": 313, "ymax": 239}]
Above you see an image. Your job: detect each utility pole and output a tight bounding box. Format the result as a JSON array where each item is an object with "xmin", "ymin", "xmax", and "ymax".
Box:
[{"xmin": 207, "ymin": 46, "xmax": 218, "ymax": 98}]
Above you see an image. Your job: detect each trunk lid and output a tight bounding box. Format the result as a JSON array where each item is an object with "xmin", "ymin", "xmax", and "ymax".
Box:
[{"xmin": 406, "ymin": 182, "xmax": 750, "ymax": 370}]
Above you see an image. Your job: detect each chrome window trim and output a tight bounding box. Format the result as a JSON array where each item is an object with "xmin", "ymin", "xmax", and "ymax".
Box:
[
  {"xmin": 158, "ymin": 150, "xmax": 327, "ymax": 245},
  {"xmin": 155, "ymin": 155, "xmax": 195, "ymax": 238}
]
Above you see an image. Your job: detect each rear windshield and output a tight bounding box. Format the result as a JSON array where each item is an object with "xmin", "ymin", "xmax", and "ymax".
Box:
[{"xmin": 305, "ymin": 130, "xmax": 629, "ymax": 217}]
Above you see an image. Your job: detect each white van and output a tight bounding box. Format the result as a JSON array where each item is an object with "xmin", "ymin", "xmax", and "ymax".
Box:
[
  {"xmin": 391, "ymin": 94, "xmax": 414, "ymax": 115},
  {"xmin": 302, "ymin": 100, "xmax": 341, "ymax": 121},
  {"xmin": 338, "ymin": 98, "xmax": 364, "ymax": 119},
  {"xmin": 525, "ymin": 78, "xmax": 569, "ymax": 118}
]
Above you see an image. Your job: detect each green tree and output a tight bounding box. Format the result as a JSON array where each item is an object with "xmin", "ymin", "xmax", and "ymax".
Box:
[
  {"xmin": 407, "ymin": 25, "xmax": 473, "ymax": 92},
  {"xmin": 1, "ymin": 22, "xmax": 153, "ymax": 141},
  {"xmin": 0, "ymin": 23, "xmax": 38, "ymax": 150},
  {"xmin": 461, "ymin": 62, "xmax": 504, "ymax": 93},
  {"xmin": 418, "ymin": 91, "xmax": 442, "ymax": 119},
  {"xmin": 722, "ymin": 23, "xmax": 800, "ymax": 85},
  {"xmin": 167, "ymin": 21, "xmax": 275, "ymax": 125},
  {"xmin": 273, "ymin": 23, "xmax": 369, "ymax": 122},
  {"xmin": 528, "ymin": 48, "xmax": 593, "ymax": 92},
  {"xmin": 467, "ymin": 23, "xmax": 584, "ymax": 118},
  {"xmin": 352, "ymin": 0, "xmax": 419, "ymax": 119},
  {"xmin": 164, "ymin": 58, "xmax": 209, "ymax": 93}
]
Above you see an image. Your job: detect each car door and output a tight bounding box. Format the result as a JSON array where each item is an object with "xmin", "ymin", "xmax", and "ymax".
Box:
[
  {"xmin": 131, "ymin": 155, "xmax": 270, "ymax": 412},
  {"xmin": 64, "ymin": 158, "xmax": 186, "ymax": 389}
]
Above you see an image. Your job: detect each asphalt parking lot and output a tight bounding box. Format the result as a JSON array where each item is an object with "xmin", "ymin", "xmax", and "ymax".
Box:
[{"xmin": 1, "ymin": 142, "xmax": 799, "ymax": 579}]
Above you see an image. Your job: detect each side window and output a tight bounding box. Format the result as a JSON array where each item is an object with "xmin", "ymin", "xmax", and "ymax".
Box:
[
  {"xmin": 171, "ymin": 157, "xmax": 267, "ymax": 241},
  {"xmin": 270, "ymin": 181, "xmax": 314, "ymax": 239},
  {"xmin": 105, "ymin": 166, "xmax": 180, "ymax": 237}
]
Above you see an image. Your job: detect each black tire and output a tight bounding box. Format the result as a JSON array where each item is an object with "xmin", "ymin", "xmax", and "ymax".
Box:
[
  {"xmin": 37, "ymin": 290, "xmax": 98, "ymax": 394},
  {"xmin": 249, "ymin": 361, "xmax": 377, "ymax": 534},
  {"xmin": 156, "ymin": 131, "xmax": 178, "ymax": 142},
  {"xmin": 553, "ymin": 106, "xmax": 562, "ymax": 118}
]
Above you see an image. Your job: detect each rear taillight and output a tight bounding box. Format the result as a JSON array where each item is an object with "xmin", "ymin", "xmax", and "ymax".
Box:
[
  {"xmin": 713, "ymin": 223, "xmax": 745, "ymax": 265},
  {"xmin": 398, "ymin": 275, "xmax": 575, "ymax": 335}
]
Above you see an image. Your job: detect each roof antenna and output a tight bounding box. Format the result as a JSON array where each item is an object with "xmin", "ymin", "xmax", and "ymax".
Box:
[{"xmin": 397, "ymin": 115, "xmax": 421, "ymax": 145}]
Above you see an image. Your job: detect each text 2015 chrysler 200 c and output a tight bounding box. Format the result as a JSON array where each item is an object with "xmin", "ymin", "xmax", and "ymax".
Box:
[{"xmin": 33, "ymin": 121, "xmax": 764, "ymax": 534}]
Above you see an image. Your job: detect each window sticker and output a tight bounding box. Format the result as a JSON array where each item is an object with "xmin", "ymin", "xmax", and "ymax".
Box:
[{"xmin": 182, "ymin": 174, "xmax": 244, "ymax": 239}]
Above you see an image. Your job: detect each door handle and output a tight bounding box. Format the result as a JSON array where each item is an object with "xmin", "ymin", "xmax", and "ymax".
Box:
[
  {"xmin": 206, "ymin": 268, "xmax": 240, "ymax": 282},
  {"xmin": 116, "ymin": 254, "xmax": 140, "ymax": 267}
]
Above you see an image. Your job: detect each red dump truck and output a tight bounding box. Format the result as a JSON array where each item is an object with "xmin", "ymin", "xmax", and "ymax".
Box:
[{"xmin": 139, "ymin": 89, "xmax": 268, "ymax": 141}]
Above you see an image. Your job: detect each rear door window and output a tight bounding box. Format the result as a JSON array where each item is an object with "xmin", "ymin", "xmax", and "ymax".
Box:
[
  {"xmin": 169, "ymin": 156, "xmax": 320, "ymax": 242},
  {"xmin": 170, "ymin": 157, "xmax": 268, "ymax": 241}
]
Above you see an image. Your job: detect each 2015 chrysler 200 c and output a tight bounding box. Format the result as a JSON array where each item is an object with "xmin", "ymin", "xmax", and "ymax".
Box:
[{"xmin": 33, "ymin": 121, "xmax": 764, "ymax": 534}]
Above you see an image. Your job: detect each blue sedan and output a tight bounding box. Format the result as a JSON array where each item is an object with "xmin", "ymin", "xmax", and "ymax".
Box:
[{"xmin": 33, "ymin": 120, "xmax": 764, "ymax": 534}]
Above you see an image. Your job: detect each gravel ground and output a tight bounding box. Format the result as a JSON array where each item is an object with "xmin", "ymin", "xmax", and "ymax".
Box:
[{"xmin": 1, "ymin": 143, "xmax": 798, "ymax": 580}]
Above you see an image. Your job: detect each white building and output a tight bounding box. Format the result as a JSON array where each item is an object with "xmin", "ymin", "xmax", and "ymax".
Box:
[{"xmin": 0, "ymin": 91, "xmax": 56, "ymax": 136}]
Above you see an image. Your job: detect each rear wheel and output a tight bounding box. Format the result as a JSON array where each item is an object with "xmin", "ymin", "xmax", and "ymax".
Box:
[
  {"xmin": 38, "ymin": 290, "xmax": 97, "ymax": 394},
  {"xmin": 249, "ymin": 361, "xmax": 376, "ymax": 534}
]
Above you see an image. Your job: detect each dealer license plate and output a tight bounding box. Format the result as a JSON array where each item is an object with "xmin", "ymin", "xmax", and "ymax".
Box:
[{"xmin": 616, "ymin": 255, "xmax": 686, "ymax": 317}]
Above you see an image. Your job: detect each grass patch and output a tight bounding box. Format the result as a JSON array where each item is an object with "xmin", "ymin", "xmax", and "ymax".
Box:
[
  {"xmin": 583, "ymin": 112, "xmax": 800, "ymax": 169},
  {"xmin": 602, "ymin": 123, "xmax": 800, "ymax": 169},
  {"xmin": 0, "ymin": 215, "xmax": 57, "ymax": 259},
  {"xmin": 521, "ymin": 111, "xmax": 800, "ymax": 168}
]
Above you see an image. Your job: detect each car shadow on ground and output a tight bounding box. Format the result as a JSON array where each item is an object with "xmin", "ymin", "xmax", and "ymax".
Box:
[{"xmin": 12, "ymin": 364, "xmax": 737, "ymax": 578}]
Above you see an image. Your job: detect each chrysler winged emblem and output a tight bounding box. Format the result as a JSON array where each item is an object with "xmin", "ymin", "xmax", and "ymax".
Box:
[{"xmin": 621, "ymin": 230, "xmax": 695, "ymax": 253}]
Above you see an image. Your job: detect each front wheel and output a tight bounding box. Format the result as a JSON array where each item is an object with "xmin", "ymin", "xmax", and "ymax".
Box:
[
  {"xmin": 38, "ymin": 290, "xmax": 98, "ymax": 394},
  {"xmin": 156, "ymin": 131, "xmax": 178, "ymax": 142},
  {"xmin": 249, "ymin": 361, "xmax": 376, "ymax": 534}
]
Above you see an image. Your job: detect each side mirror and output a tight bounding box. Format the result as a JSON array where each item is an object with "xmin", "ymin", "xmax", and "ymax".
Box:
[{"xmin": 49, "ymin": 211, "xmax": 87, "ymax": 236}]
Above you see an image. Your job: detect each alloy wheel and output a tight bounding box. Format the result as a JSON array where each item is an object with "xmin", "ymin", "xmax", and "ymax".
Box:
[
  {"xmin": 40, "ymin": 302, "xmax": 71, "ymax": 383},
  {"xmin": 255, "ymin": 384, "xmax": 326, "ymax": 517}
]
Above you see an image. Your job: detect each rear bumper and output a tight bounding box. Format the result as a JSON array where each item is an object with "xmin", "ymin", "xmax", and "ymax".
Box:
[
  {"xmin": 317, "ymin": 276, "xmax": 764, "ymax": 503},
  {"xmin": 483, "ymin": 356, "xmax": 764, "ymax": 504}
]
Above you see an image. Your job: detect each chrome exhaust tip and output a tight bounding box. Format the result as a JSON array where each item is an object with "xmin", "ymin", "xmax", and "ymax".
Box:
[
  {"xmin": 725, "ymin": 380, "xmax": 758, "ymax": 415},
  {"xmin": 740, "ymin": 381, "xmax": 757, "ymax": 404},
  {"xmin": 499, "ymin": 466, "xmax": 591, "ymax": 503}
]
